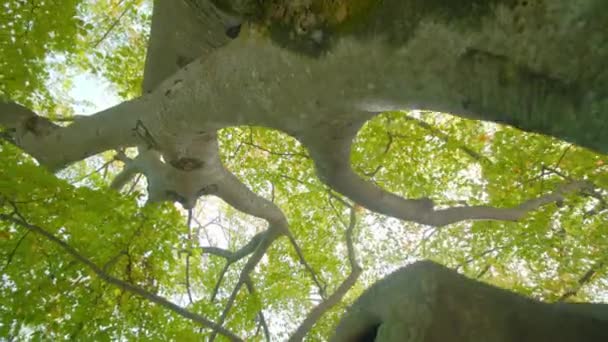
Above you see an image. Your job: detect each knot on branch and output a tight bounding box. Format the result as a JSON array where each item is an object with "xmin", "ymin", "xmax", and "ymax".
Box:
[
  {"xmin": 170, "ymin": 157, "xmax": 205, "ymax": 171},
  {"xmin": 133, "ymin": 120, "xmax": 159, "ymax": 150},
  {"xmin": 23, "ymin": 116, "xmax": 60, "ymax": 138}
]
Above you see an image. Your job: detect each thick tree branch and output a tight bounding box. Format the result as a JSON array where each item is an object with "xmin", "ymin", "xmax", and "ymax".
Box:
[
  {"xmin": 0, "ymin": 101, "xmax": 143, "ymax": 170},
  {"xmin": 309, "ymin": 133, "xmax": 593, "ymax": 226},
  {"xmin": 4, "ymin": 0, "xmax": 607, "ymax": 194},
  {"xmin": 216, "ymin": 170, "xmax": 288, "ymax": 227},
  {"xmin": 143, "ymin": 0, "xmax": 232, "ymax": 92},
  {"xmin": 216, "ymin": 169, "xmax": 327, "ymax": 297}
]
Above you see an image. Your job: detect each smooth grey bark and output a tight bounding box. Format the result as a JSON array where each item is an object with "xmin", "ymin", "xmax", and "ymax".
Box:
[
  {"xmin": 3, "ymin": 0, "xmax": 605, "ymax": 221},
  {"xmin": 332, "ymin": 261, "xmax": 608, "ymax": 342}
]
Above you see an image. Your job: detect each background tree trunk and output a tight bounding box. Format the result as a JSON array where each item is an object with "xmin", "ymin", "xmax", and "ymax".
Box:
[{"xmin": 332, "ymin": 261, "xmax": 608, "ymax": 342}]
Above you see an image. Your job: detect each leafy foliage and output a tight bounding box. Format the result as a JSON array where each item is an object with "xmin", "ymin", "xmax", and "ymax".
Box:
[
  {"xmin": 1, "ymin": 1, "xmax": 607, "ymax": 340},
  {"xmin": 0, "ymin": 143, "xmax": 187, "ymax": 339},
  {"xmin": 0, "ymin": 0, "xmax": 85, "ymax": 107},
  {"xmin": 73, "ymin": 0, "xmax": 150, "ymax": 99}
]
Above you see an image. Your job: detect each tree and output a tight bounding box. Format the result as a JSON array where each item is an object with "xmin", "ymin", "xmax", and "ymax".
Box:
[{"xmin": 1, "ymin": 0, "xmax": 607, "ymax": 340}]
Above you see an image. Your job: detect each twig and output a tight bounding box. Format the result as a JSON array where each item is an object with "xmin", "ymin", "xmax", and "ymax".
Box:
[
  {"xmin": 401, "ymin": 113, "xmax": 490, "ymax": 163},
  {"xmin": 326, "ymin": 197, "xmax": 348, "ymax": 228},
  {"xmin": 102, "ymin": 250, "xmax": 127, "ymax": 272},
  {"xmin": 360, "ymin": 131, "xmax": 393, "ymax": 177},
  {"xmin": 185, "ymin": 209, "xmax": 195, "ymax": 305},
  {"xmin": 554, "ymin": 145, "xmax": 572, "ymax": 168},
  {"xmin": 93, "ymin": 2, "xmax": 131, "ymax": 48},
  {"xmin": 126, "ymin": 174, "xmax": 143, "ymax": 194},
  {"xmin": 286, "ymin": 232, "xmax": 327, "ymax": 299},
  {"xmin": 279, "ymin": 174, "xmax": 322, "ymax": 191},
  {"xmin": 71, "ymin": 158, "xmax": 116, "ymax": 184},
  {"xmin": 1, "ymin": 231, "xmax": 30, "ymax": 273},
  {"xmin": 244, "ymin": 278, "xmax": 271, "ymax": 342},
  {"xmin": 557, "ymin": 261, "xmax": 605, "ymax": 302},
  {"xmin": 411, "ymin": 227, "xmax": 438, "ymax": 256},
  {"xmin": 455, "ymin": 244, "xmax": 507, "ymax": 272},
  {"xmin": 244, "ymin": 127, "xmax": 309, "ymax": 159},
  {"xmin": 210, "ymin": 262, "xmax": 231, "ymax": 302},
  {"xmin": 243, "ymin": 141, "xmax": 311, "ymax": 159}
]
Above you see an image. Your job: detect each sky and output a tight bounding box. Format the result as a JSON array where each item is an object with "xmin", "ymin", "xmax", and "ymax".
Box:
[{"xmin": 69, "ymin": 71, "xmax": 121, "ymax": 114}]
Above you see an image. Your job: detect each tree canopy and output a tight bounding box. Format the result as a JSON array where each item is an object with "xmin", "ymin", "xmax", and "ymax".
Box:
[{"xmin": 1, "ymin": 0, "xmax": 607, "ymax": 340}]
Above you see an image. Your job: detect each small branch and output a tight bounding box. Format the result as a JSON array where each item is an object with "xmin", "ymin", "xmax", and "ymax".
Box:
[
  {"xmin": 203, "ymin": 230, "xmax": 268, "ymax": 261},
  {"xmin": 244, "ymin": 127, "xmax": 310, "ymax": 159},
  {"xmin": 270, "ymin": 181, "xmax": 275, "ymax": 203},
  {"xmin": 72, "ymin": 158, "xmax": 116, "ymax": 185},
  {"xmin": 0, "ymin": 212, "xmax": 243, "ymax": 342},
  {"xmin": 209, "ymin": 230, "xmax": 280, "ymax": 341},
  {"xmin": 289, "ymin": 207, "xmax": 361, "ymax": 341},
  {"xmin": 280, "ymin": 174, "xmax": 351, "ymax": 208},
  {"xmin": 202, "ymin": 230, "xmax": 269, "ymax": 302},
  {"xmin": 475, "ymin": 264, "xmax": 491, "ymax": 279}
]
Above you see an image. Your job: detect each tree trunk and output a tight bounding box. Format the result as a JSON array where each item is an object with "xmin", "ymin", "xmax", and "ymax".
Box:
[{"xmin": 332, "ymin": 261, "xmax": 608, "ymax": 342}]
